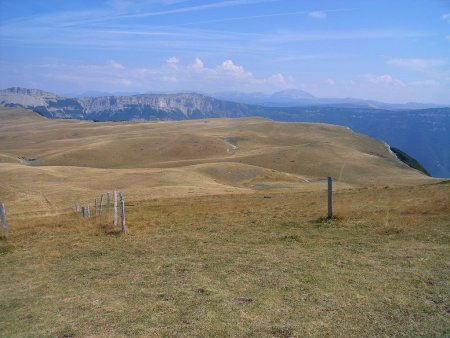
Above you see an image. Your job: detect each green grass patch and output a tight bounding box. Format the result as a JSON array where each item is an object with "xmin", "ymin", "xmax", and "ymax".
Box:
[{"xmin": 390, "ymin": 146, "xmax": 431, "ymax": 176}]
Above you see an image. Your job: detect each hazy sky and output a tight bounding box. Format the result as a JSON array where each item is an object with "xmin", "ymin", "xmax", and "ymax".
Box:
[{"xmin": 1, "ymin": 0, "xmax": 449, "ymax": 103}]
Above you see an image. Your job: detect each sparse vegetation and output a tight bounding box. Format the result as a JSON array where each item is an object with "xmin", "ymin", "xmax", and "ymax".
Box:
[
  {"xmin": 1, "ymin": 186, "xmax": 449, "ymax": 337},
  {"xmin": 0, "ymin": 108, "xmax": 448, "ymax": 336}
]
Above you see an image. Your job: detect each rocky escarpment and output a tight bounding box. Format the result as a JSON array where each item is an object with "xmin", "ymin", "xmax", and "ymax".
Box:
[
  {"xmin": 0, "ymin": 87, "xmax": 260, "ymax": 121},
  {"xmin": 0, "ymin": 87, "xmax": 85, "ymax": 119},
  {"xmin": 78, "ymin": 93, "xmax": 260, "ymax": 120},
  {"xmin": 0, "ymin": 87, "xmax": 59, "ymax": 107}
]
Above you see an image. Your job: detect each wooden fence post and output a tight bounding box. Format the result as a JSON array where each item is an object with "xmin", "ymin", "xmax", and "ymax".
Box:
[
  {"xmin": 81, "ymin": 206, "xmax": 85, "ymax": 218},
  {"xmin": 99, "ymin": 195, "xmax": 104, "ymax": 214},
  {"xmin": 1, "ymin": 203, "xmax": 9, "ymax": 238},
  {"xmin": 95, "ymin": 198, "xmax": 98, "ymax": 216},
  {"xmin": 106, "ymin": 192, "xmax": 110, "ymax": 215},
  {"xmin": 120, "ymin": 192, "xmax": 127, "ymax": 233},
  {"xmin": 87, "ymin": 205, "xmax": 91, "ymax": 218},
  {"xmin": 113, "ymin": 191, "xmax": 118, "ymax": 228},
  {"xmin": 327, "ymin": 176, "xmax": 333, "ymax": 219}
]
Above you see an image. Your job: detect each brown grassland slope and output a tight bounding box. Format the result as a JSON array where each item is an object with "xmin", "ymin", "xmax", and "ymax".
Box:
[{"xmin": 0, "ymin": 107, "xmax": 449, "ymax": 337}]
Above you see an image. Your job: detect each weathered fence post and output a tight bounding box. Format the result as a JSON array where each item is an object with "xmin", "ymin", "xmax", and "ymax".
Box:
[
  {"xmin": 95, "ymin": 198, "xmax": 98, "ymax": 216},
  {"xmin": 99, "ymin": 195, "xmax": 104, "ymax": 214},
  {"xmin": 120, "ymin": 192, "xmax": 127, "ymax": 233},
  {"xmin": 113, "ymin": 191, "xmax": 118, "ymax": 228},
  {"xmin": 0, "ymin": 203, "xmax": 9, "ymax": 238},
  {"xmin": 106, "ymin": 192, "xmax": 110, "ymax": 215},
  {"xmin": 81, "ymin": 206, "xmax": 85, "ymax": 218},
  {"xmin": 327, "ymin": 176, "xmax": 333, "ymax": 219},
  {"xmin": 87, "ymin": 205, "xmax": 91, "ymax": 218}
]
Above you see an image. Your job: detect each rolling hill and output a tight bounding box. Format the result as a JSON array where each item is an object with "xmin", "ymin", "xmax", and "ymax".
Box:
[
  {"xmin": 0, "ymin": 107, "xmax": 433, "ymax": 216},
  {"xmin": 1, "ymin": 107, "xmax": 448, "ymax": 337},
  {"xmin": 1, "ymin": 87, "xmax": 449, "ymax": 177}
]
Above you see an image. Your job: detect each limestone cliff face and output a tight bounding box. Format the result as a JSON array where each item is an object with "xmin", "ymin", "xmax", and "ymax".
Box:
[
  {"xmin": 0, "ymin": 88, "xmax": 257, "ymax": 120},
  {"xmin": 0, "ymin": 87, "xmax": 59, "ymax": 107},
  {"xmin": 79, "ymin": 93, "xmax": 226, "ymax": 117},
  {"xmin": 0, "ymin": 87, "xmax": 84, "ymax": 119}
]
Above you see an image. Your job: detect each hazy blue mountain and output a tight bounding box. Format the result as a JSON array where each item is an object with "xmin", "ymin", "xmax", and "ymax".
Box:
[
  {"xmin": 214, "ymin": 91, "xmax": 443, "ymax": 110},
  {"xmin": 72, "ymin": 91, "xmax": 140, "ymax": 98},
  {"xmin": 214, "ymin": 89, "xmax": 316, "ymax": 106},
  {"xmin": 1, "ymin": 87, "xmax": 449, "ymax": 177}
]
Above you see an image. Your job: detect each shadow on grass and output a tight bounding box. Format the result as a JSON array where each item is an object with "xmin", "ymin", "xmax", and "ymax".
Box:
[
  {"xmin": 311, "ymin": 216, "xmax": 343, "ymax": 227},
  {"xmin": 97, "ymin": 220, "xmax": 124, "ymax": 236}
]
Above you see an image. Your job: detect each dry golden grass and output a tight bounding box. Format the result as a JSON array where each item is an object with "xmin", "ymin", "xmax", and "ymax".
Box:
[
  {"xmin": 0, "ymin": 107, "xmax": 434, "ymax": 217},
  {"xmin": 0, "ymin": 108, "xmax": 448, "ymax": 337},
  {"xmin": 1, "ymin": 185, "xmax": 449, "ymax": 337},
  {"xmin": 1, "ymin": 107, "xmax": 431, "ymax": 174}
]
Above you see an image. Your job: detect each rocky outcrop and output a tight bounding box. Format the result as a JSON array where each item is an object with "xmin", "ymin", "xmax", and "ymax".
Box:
[
  {"xmin": 0, "ymin": 87, "xmax": 259, "ymax": 121},
  {"xmin": 0, "ymin": 87, "xmax": 59, "ymax": 107}
]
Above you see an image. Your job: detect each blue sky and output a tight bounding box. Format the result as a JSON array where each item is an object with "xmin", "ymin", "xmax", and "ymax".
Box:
[{"xmin": 1, "ymin": 0, "xmax": 449, "ymax": 103}]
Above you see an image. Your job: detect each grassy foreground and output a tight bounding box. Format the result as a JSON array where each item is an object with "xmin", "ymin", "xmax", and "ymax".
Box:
[{"xmin": 1, "ymin": 184, "xmax": 449, "ymax": 337}]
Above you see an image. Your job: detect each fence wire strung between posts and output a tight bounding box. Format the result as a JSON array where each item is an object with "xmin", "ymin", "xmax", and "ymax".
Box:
[
  {"xmin": 75, "ymin": 191, "xmax": 127, "ymax": 233},
  {"xmin": 2, "ymin": 179, "xmax": 332, "ymax": 239},
  {"xmin": 72, "ymin": 178, "xmax": 331, "ymax": 234}
]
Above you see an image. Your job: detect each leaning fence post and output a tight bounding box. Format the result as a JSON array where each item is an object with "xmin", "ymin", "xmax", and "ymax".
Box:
[
  {"xmin": 327, "ymin": 176, "xmax": 333, "ymax": 219},
  {"xmin": 1, "ymin": 203, "xmax": 9, "ymax": 238},
  {"xmin": 120, "ymin": 192, "xmax": 127, "ymax": 233},
  {"xmin": 113, "ymin": 191, "xmax": 118, "ymax": 228}
]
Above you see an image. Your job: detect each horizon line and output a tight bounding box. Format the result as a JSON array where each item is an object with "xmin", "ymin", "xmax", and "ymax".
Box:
[{"xmin": 1, "ymin": 86, "xmax": 449, "ymax": 106}]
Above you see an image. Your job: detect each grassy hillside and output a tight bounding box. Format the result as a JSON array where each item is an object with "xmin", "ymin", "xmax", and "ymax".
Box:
[
  {"xmin": 0, "ymin": 108, "xmax": 448, "ymax": 337},
  {"xmin": 3, "ymin": 88, "xmax": 448, "ymax": 177},
  {"xmin": 0, "ymin": 108, "xmax": 431, "ymax": 216},
  {"xmin": 261, "ymin": 106, "xmax": 450, "ymax": 178}
]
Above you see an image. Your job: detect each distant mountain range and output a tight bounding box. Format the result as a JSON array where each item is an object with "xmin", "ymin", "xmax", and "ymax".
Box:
[
  {"xmin": 0, "ymin": 87, "xmax": 258, "ymax": 120},
  {"xmin": 213, "ymin": 89, "xmax": 444, "ymax": 110},
  {"xmin": 1, "ymin": 87, "xmax": 449, "ymax": 178}
]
